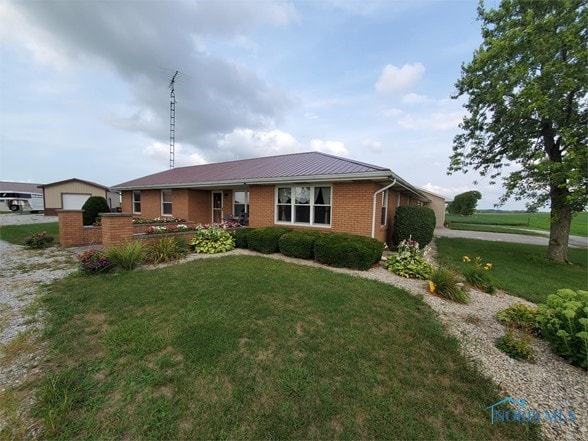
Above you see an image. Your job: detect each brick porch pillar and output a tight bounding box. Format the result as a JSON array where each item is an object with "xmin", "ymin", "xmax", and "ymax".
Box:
[
  {"xmin": 57, "ymin": 210, "xmax": 85, "ymax": 248},
  {"xmin": 101, "ymin": 213, "xmax": 133, "ymax": 248}
]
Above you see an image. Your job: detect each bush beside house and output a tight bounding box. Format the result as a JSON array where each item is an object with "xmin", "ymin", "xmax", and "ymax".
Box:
[{"xmin": 392, "ymin": 206, "xmax": 436, "ymax": 247}]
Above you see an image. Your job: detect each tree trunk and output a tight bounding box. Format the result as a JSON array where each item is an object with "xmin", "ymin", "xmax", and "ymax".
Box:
[{"xmin": 547, "ymin": 188, "xmax": 572, "ymax": 262}]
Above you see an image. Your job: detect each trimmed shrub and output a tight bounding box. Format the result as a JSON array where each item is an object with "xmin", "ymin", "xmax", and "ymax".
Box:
[
  {"xmin": 279, "ymin": 230, "xmax": 323, "ymax": 259},
  {"xmin": 82, "ymin": 196, "xmax": 111, "ymax": 226},
  {"xmin": 537, "ymin": 289, "xmax": 588, "ymax": 369},
  {"xmin": 314, "ymin": 233, "xmax": 384, "ymax": 270},
  {"xmin": 391, "ymin": 205, "xmax": 436, "ymax": 247},
  {"xmin": 105, "ymin": 241, "xmax": 146, "ymax": 271},
  {"xmin": 189, "ymin": 225, "xmax": 235, "ymax": 254},
  {"xmin": 386, "ymin": 238, "xmax": 432, "ymax": 279},
  {"xmin": 23, "ymin": 231, "xmax": 54, "ymax": 249},
  {"xmin": 247, "ymin": 227, "xmax": 292, "ymax": 254},
  {"xmin": 233, "ymin": 228, "xmax": 254, "ymax": 249}
]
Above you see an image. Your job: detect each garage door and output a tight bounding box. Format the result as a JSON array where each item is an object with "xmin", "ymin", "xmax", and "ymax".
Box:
[{"xmin": 62, "ymin": 194, "xmax": 91, "ymax": 209}]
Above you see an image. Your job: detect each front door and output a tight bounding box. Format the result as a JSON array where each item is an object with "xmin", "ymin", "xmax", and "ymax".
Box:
[{"xmin": 212, "ymin": 191, "xmax": 223, "ymax": 223}]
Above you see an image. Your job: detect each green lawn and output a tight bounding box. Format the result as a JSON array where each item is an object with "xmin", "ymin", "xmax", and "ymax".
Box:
[
  {"xmin": 436, "ymin": 238, "xmax": 588, "ymax": 304},
  {"xmin": 446, "ymin": 212, "xmax": 588, "ymax": 237},
  {"xmin": 0, "ymin": 222, "xmax": 59, "ymax": 245},
  {"xmin": 29, "ymin": 256, "xmax": 538, "ymax": 440}
]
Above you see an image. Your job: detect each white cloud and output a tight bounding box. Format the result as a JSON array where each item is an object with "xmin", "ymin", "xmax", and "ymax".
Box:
[
  {"xmin": 397, "ymin": 111, "xmax": 463, "ymax": 131},
  {"xmin": 143, "ymin": 142, "xmax": 207, "ymax": 168},
  {"xmin": 310, "ymin": 139, "xmax": 348, "ymax": 156},
  {"xmin": 402, "ymin": 93, "xmax": 433, "ymax": 104},
  {"xmin": 375, "ymin": 63, "xmax": 425, "ymax": 94},
  {"xmin": 218, "ymin": 128, "xmax": 302, "ymax": 158},
  {"xmin": 361, "ymin": 138, "xmax": 383, "ymax": 153}
]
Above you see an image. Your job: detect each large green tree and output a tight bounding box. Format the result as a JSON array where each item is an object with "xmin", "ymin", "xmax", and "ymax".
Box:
[{"xmin": 449, "ymin": 0, "xmax": 587, "ymax": 261}]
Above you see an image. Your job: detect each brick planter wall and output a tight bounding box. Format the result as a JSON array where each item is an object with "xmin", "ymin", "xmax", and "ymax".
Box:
[
  {"xmin": 57, "ymin": 210, "xmax": 86, "ymax": 247},
  {"xmin": 101, "ymin": 213, "xmax": 133, "ymax": 248}
]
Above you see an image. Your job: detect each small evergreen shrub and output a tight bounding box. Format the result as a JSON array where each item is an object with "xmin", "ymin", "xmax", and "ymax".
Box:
[
  {"xmin": 461, "ymin": 256, "xmax": 497, "ymax": 294},
  {"xmin": 392, "ymin": 205, "xmax": 436, "ymax": 247},
  {"xmin": 77, "ymin": 249, "xmax": 111, "ymax": 274},
  {"xmin": 314, "ymin": 233, "xmax": 384, "ymax": 271},
  {"xmin": 105, "ymin": 241, "xmax": 146, "ymax": 271},
  {"xmin": 496, "ymin": 304, "xmax": 541, "ymax": 336},
  {"xmin": 145, "ymin": 236, "xmax": 188, "ymax": 264},
  {"xmin": 429, "ymin": 266, "xmax": 469, "ymax": 304},
  {"xmin": 386, "ymin": 238, "xmax": 432, "ymax": 279},
  {"xmin": 233, "ymin": 228, "xmax": 254, "ymax": 249},
  {"xmin": 247, "ymin": 227, "xmax": 292, "ymax": 254},
  {"xmin": 537, "ymin": 289, "xmax": 588, "ymax": 369},
  {"xmin": 279, "ymin": 230, "xmax": 323, "ymax": 259},
  {"xmin": 82, "ymin": 196, "xmax": 111, "ymax": 226},
  {"xmin": 23, "ymin": 231, "xmax": 54, "ymax": 249},
  {"xmin": 495, "ymin": 329, "xmax": 535, "ymax": 361},
  {"xmin": 189, "ymin": 225, "xmax": 235, "ymax": 254}
]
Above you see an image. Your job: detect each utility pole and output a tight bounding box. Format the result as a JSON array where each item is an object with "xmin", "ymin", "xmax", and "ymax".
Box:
[{"xmin": 169, "ymin": 70, "xmax": 178, "ymax": 169}]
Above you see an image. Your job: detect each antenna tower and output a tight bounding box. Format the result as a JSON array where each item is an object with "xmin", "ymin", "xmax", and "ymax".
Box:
[{"xmin": 169, "ymin": 70, "xmax": 178, "ymax": 169}]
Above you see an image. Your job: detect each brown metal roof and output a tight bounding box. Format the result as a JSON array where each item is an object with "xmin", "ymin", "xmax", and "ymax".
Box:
[
  {"xmin": 112, "ymin": 152, "xmax": 393, "ymax": 189},
  {"xmin": 0, "ymin": 181, "xmax": 45, "ymax": 193},
  {"xmin": 38, "ymin": 178, "xmax": 111, "ymax": 191}
]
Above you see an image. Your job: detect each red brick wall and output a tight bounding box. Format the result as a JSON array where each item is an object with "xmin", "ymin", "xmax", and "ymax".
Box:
[
  {"xmin": 58, "ymin": 210, "xmax": 85, "ymax": 247},
  {"xmin": 188, "ymin": 189, "xmax": 211, "ymax": 224},
  {"xmin": 101, "ymin": 213, "xmax": 133, "ymax": 248},
  {"xmin": 249, "ymin": 185, "xmax": 274, "ymax": 228}
]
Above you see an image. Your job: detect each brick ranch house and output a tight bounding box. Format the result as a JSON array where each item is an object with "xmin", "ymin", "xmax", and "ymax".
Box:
[{"xmin": 111, "ymin": 152, "xmax": 432, "ymax": 244}]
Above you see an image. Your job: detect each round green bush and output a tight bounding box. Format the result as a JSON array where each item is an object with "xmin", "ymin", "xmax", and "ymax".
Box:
[
  {"xmin": 314, "ymin": 233, "xmax": 384, "ymax": 270},
  {"xmin": 82, "ymin": 196, "xmax": 111, "ymax": 226},
  {"xmin": 247, "ymin": 227, "xmax": 292, "ymax": 254},
  {"xmin": 279, "ymin": 230, "xmax": 323, "ymax": 259},
  {"xmin": 392, "ymin": 205, "xmax": 436, "ymax": 247},
  {"xmin": 233, "ymin": 228, "xmax": 254, "ymax": 249}
]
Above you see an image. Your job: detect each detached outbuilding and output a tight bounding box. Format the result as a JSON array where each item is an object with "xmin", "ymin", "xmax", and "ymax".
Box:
[{"xmin": 39, "ymin": 178, "xmax": 120, "ymax": 216}]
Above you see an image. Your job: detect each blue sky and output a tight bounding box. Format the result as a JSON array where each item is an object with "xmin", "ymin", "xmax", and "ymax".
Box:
[{"xmin": 0, "ymin": 0, "xmax": 527, "ymax": 209}]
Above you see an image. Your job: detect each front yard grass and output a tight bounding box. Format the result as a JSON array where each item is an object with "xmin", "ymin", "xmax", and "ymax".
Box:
[
  {"xmin": 0, "ymin": 222, "xmax": 59, "ymax": 245},
  {"xmin": 436, "ymin": 238, "xmax": 588, "ymax": 304},
  {"xmin": 31, "ymin": 255, "xmax": 538, "ymax": 440}
]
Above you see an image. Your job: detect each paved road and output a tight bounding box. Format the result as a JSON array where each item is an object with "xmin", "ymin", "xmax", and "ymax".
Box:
[
  {"xmin": 0, "ymin": 213, "xmax": 58, "ymax": 226},
  {"xmin": 435, "ymin": 227, "xmax": 588, "ymax": 249}
]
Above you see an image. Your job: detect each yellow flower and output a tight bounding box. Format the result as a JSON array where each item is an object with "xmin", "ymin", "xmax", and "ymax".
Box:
[
  {"xmin": 428, "ymin": 281, "xmax": 436, "ymax": 293},
  {"xmin": 484, "ymin": 262, "xmax": 493, "ymax": 270},
  {"xmin": 462, "ymin": 256, "xmax": 471, "ymax": 262}
]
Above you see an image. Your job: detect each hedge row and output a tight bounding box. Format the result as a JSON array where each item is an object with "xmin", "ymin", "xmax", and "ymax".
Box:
[{"xmin": 232, "ymin": 227, "xmax": 384, "ymax": 271}]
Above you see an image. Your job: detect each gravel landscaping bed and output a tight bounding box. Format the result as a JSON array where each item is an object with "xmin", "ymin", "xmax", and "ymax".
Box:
[{"xmin": 1, "ymin": 241, "xmax": 585, "ymax": 440}]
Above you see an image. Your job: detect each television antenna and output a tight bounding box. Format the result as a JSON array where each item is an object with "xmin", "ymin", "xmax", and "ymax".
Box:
[{"xmin": 169, "ymin": 70, "xmax": 179, "ymax": 169}]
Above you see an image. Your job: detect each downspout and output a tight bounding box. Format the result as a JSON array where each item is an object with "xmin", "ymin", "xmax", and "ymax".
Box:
[{"xmin": 371, "ymin": 179, "xmax": 397, "ymax": 238}]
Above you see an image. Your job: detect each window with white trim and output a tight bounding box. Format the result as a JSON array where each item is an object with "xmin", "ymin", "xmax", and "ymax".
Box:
[
  {"xmin": 233, "ymin": 191, "xmax": 249, "ymax": 216},
  {"xmin": 161, "ymin": 190, "xmax": 172, "ymax": 216},
  {"xmin": 380, "ymin": 190, "xmax": 388, "ymax": 226},
  {"xmin": 276, "ymin": 185, "xmax": 331, "ymax": 226},
  {"xmin": 133, "ymin": 191, "xmax": 141, "ymax": 214}
]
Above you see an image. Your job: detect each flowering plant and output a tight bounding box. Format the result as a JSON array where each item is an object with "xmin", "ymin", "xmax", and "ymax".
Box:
[
  {"xmin": 76, "ymin": 249, "xmax": 111, "ymax": 274},
  {"xmin": 132, "ymin": 217, "xmax": 187, "ymax": 224},
  {"xmin": 145, "ymin": 224, "xmax": 194, "ymax": 235},
  {"xmin": 462, "ymin": 255, "xmax": 496, "ymax": 293},
  {"xmin": 386, "ymin": 238, "xmax": 432, "ymax": 279},
  {"xmin": 23, "ymin": 231, "xmax": 54, "ymax": 249}
]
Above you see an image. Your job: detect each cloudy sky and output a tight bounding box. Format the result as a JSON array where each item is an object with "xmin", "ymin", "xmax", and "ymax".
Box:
[{"xmin": 0, "ymin": 0, "xmax": 527, "ymax": 209}]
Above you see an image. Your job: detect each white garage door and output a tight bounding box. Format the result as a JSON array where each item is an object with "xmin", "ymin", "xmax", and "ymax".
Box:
[{"xmin": 62, "ymin": 194, "xmax": 91, "ymax": 209}]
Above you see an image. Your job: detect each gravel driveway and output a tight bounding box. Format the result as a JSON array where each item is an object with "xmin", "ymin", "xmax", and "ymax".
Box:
[{"xmin": 1, "ymin": 218, "xmax": 586, "ymax": 439}]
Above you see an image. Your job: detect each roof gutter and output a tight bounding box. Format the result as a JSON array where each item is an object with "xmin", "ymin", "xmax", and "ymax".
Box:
[
  {"xmin": 111, "ymin": 170, "xmax": 393, "ymax": 191},
  {"xmin": 371, "ymin": 179, "xmax": 397, "ymax": 239}
]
